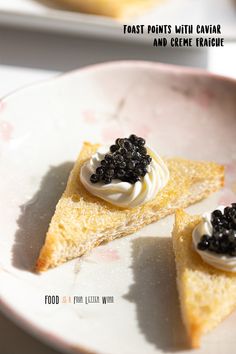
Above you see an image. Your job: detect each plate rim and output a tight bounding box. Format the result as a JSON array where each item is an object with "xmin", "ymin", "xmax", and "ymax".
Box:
[{"xmin": 1, "ymin": 60, "xmax": 236, "ymax": 105}]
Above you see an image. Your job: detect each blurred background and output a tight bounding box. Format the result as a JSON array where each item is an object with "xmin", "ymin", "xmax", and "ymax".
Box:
[
  {"xmin": 0, "ymin": 0, "xmax": 236, "ymax": 99},
  {"xmin": 0, "ymin": 0, "xmax": 235, "ymax": 353}
]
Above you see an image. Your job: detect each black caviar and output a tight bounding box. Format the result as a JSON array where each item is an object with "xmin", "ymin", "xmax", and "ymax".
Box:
[
  {"xmin": 197, "ymin": 203, "xmax": 236, "ymax": 256},
  {"xmin": 90, "ymin": 134, "xmax": 152, "ymax": 185}
]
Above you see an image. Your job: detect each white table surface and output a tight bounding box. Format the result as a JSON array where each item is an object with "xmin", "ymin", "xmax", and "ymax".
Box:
[{"xmin": 0, "ymin": 23, "xmax": 235, "ymax": 354}]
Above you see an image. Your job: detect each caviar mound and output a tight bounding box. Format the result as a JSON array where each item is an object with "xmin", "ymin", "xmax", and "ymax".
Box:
[
  {"xmin": 198, "ymin": 204, "xmax": 236, "ymax": 256},
  {"xmin": 90, "ymin": 135, "xmax": 152, "ymax": 185}
]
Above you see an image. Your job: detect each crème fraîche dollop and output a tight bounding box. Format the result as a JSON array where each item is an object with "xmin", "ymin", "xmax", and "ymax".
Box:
[{"xmin": 80, "ymin": 145, "xmax": 169, "ymax": 208}]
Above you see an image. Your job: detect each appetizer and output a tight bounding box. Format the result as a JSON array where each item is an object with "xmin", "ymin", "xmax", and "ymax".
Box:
[
  {"xmin": 172, "ymin": 204, "xmax": 236, "ymax": 348},
  {"xmin": 36, "ymin": 135, "xmax": 224, "ymax": 271}
]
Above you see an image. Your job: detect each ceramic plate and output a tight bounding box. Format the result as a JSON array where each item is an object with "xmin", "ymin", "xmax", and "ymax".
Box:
[{"xmin": 0, "ymin": 61, "xmax": 236, "ymax": 354}]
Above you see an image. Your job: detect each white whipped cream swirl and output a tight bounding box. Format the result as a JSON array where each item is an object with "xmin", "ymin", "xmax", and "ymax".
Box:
[
  {"xmin": 80, "ymin": 145, "xmax": 169, "ymax": 208},
  {"xmin": 192, "ymin": 205, "xmax": 236, "ymax": 272}
]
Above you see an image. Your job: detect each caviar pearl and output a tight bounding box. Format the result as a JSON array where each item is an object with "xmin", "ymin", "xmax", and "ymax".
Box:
[
  {"xmin": 110, "ymin": 144, "xmax": 118, "ymax": 153},
  {"xmin": 96, "ymin": 167, "xmax": 104, "ymax": 176},
  {"xmin": 90, "ymin": 174, "xmax": 99, "ymax": 183}
]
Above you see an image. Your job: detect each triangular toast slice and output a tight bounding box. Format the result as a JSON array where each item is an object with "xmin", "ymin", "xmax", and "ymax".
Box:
[
  {"xmin": 172, "ymin": 209, "xmax": 236, "ymax": 348},
  {"xmin": 36, "ymin": 142, "xmax": 224, "ymax": 272},
  {"xmin": 54, "ymin": 0, "xmax": 162, "ymax": 20}
]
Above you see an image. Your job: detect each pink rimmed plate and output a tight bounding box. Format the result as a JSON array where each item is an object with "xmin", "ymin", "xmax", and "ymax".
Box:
[{"xmin": 0, "ymin": 61, "xmax": 236, "ymax": 354}]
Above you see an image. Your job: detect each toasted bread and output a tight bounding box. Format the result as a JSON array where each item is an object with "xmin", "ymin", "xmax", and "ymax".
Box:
[
  {"xmin": 36, "ymin": 142, "xmax": 224, "ymax": 272},
  {"xmin": 172, "ymin": 209, "xmax": 236, "ymax": 348},
  {"xmin": 52, "ymin": 0, "xmax": 161, "ymax": 19}
]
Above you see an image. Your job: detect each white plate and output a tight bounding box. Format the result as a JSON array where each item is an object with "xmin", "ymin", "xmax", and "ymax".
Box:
[
  {"xmin": 0, "ymin": 0, "xmax": 235, "ymax": 41},
  {"xmin": 0, "ymin": 61, "xmax": 236, "ymax": 354}
]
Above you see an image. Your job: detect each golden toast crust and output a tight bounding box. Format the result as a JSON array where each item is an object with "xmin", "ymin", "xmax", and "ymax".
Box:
[{"xmin": 36, "ymin": 142, "xmax": 224, "ymax": 272}]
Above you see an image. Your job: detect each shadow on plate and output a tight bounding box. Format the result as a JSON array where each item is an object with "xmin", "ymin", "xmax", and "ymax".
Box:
[
  {"xmin": 0, "ymin": 311, "xmax": 61, "ymax": 354},
  {"xmin": 11, "ymin": 162, "xmax": 73, "ymax": 273},
  {"xmin": 124, "ymin": 236, "xmax": 188, "ymax": 352}
]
